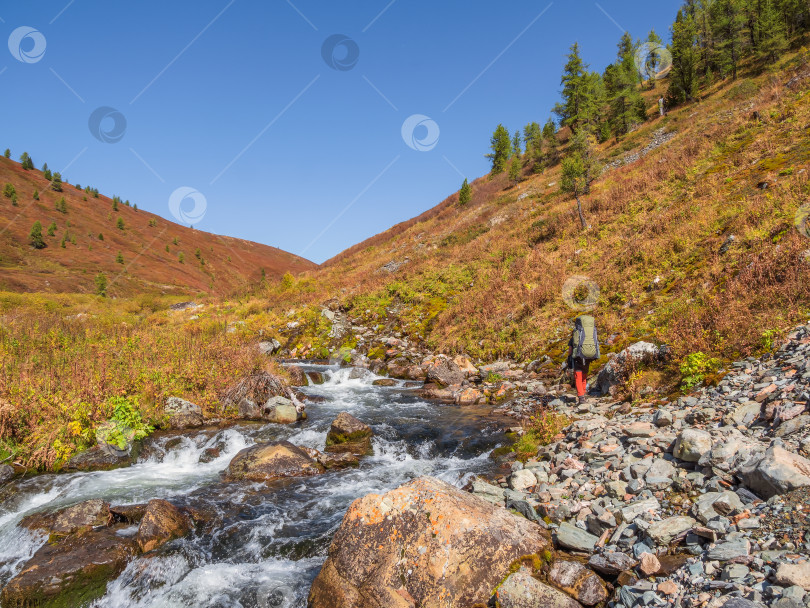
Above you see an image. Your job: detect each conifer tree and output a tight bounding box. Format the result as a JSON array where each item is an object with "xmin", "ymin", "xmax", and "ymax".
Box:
[
  {"xmin": 95, "ymin": 273, "xmax": 107, "ymax": 297},
  {"xmin": 47, "ymin": 221, "xmax": 57, "ymax": 236},
  {"xmin": 117, "ymin": 217, "xmax": 125, "ymax": 230},
  {"xmin": 560, "ymin": 129, "xmax": 601, "ymax": 229},
  {"xmin": 606, "ymin": 32, "xmax": 648, "ymax": 138},
  {"xmin": 32, "ymin": 189, "xmax": 39, "ymax": 200},
  {"xmin": 458, "ymin": 178, "xmax": 472, "ymax": 205},
  {"xmin": 508, "ymin": 154, "xmax": 521, "ymax": 185},
  {"xmin": 512, "ymin": 131, "xmax": 521, "ymax": 157},
  {"xmin": 668, "ymin": 8, "xmax": 699, "ymax": 104},
  {"xmin": 42, "ymin": 163, "xmax": 51, "ymax": 181},
  {"xmin": 523, "ymin": 122, "xmax": 543, "ymax": 169},
  {"xmin": 711, "ymin": 0, "xmax": 747, "ymax": 80},
  {"xmin": 757, "ymin": 0, "xmax": 787, "ymax": 62},
  {"xmin": 50, "ymin": 173, "xmax": 62, "ymax": 192},
  {"xmin": 488, "ymin": 124, "xmax": 512, "ymax": 174},
  {"xmin": 19, "ymin": 152, "xmax": 33, "ymax": 170},
  {"xmin": 542, "ymin": 119, "xmax": 559, "ymax": 167},
  {"xmin": 3, "ymin": 149, "xmax": 9, "ymax": 159},
  {"xmin": 553, "ymin": 43, "xmax": 591, "ymax": 133},
  {"xmin": 644, "ymin": 29, "xmax": 665, "ymax": 86},
  {"xmin": 30, "ymin": 221, "xmax": 46, "ymax": 249},
  {"xmin": 116, "ymin": 251, "xmax": 124, "ymax": 264}
]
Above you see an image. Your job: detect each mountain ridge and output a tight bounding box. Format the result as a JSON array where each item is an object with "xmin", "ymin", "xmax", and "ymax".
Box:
[{"xmin": 0, "ymin": 156, "xmax": 316, "ymax": 296}]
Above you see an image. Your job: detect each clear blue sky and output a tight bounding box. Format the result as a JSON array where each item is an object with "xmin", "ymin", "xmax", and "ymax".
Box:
[{"xmin": 1, "ymin": 1, "xmax": 682, "ymax": 264}]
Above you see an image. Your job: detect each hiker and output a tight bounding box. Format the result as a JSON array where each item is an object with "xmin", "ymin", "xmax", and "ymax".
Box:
[
  {"xmin": 658, "ymin": 96, "xmax": 666, "ymax": 117},
  {"xmin": 566, "ymin": 315, "xmax": 600, "ymax": 405}
]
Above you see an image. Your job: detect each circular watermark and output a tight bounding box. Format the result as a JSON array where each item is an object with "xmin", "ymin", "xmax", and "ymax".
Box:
[
  {"xmin": 168, "ymin": 187, "xmax": 207, "ymax": 226},
  {"xmin": 321, "ymin": 34, "xmax": 359, "ymax": 71},
  {"xmin": 88, "ymin": 106, "xmax": 127, "ymax": 144},
  {"xmin": 256, "ymin": 581, "xmax": 295, "ymax": 608},
  {"xmin": 634, "ymin": 42, "xmax": 672, "ymax": 81},
  {"xmin": 8, "ymin": 26, "xmax": 47, "ymax": 64},
  {"xmin": 796, "ymin": 204, "xmax": 810, "ymax": 239},
  {"xmin": 401, "ymin": 114, "xmax": 440, "ymax": 152},
  {"xmin": 562, "ymin": 275, "xmax": 600, "ymax": 311}
]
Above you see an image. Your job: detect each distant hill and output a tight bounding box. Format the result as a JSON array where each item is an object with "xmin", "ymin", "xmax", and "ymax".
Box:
[{"xmin": 0, "ymin": 157, "xmax": 316, "ymax": 296}]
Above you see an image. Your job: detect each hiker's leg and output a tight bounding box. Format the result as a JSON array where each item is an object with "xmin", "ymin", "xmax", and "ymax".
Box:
[{"xmin": 574, "ymin": 368, "xmax": 587, "ymax": 397}]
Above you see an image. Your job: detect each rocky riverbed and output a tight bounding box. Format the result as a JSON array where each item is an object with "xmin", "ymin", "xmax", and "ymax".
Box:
[
  {"xmin": 0, "ymin": 321, "xmax": 808, "ymax": 608},
  {"xmin": 304, "ymin": 321, "xmax": 810, "ymax": 608}
]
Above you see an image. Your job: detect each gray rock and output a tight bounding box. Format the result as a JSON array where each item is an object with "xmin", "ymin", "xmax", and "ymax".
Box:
[
  {"xmin": 621, "ymin": 498, "xmax": 660, "ymax": 523},
  {"xmin": 721, "ymin": 598, "xmax": 765, "ymax": 608},
  {"xmin": 509, "ymin": 469, "xmax": 537, "ymax": 492},
  {"xmin": 497, "ymin": 572, "xmax": 584, "ymax": 608},
  {"xmin": 653, "ymin": 409, "xmax": 674, "ymax": 427},
  {"xmin": 548, "ymin": 560, "xmax": 607, "ymax": 606},
  {"xmin": 470, "ymin": 478, "xmax": 506, "ymax": 505},
  {"xmin": 724, "ymin": 401, "xmax": 761, "ymax": 426},
  {"xmin": 721, "ymin": 563, "xmax": 750, "ymax": 581},
  {"xmin": 606, "ymin": 481, "xmax": 627, "ymax": 498},
  {"xmin": 673, "ymin": 429, "xmax": 713, "ymax": 462},
  {"xmin": 706, "ymin": 538, "xmax": 750, "ymax": 561},
  {"xmin": 257, "ymin": 339, "xmax": 281, "ymax": 355},
  {"xmin": 588, "ymin": 552, "xmax": 638, "ymax": 575},
  {"xmin": 738, "ymin": 444, "xmax": 810, "ymax": 498},
  {"xmin": 645, "ymin": 458, "xmax": 676, "ymax": 480},
  {"xmin": 695, "ymin": 491, "xmax": 745, "ymax": 524},
  {"xmin": 0, "ymin": 464, "xmax": 13, "ymax": 485},
  {"xmin": 556, "ymin": 522, "xmax": 599, "ymax": 553},
  {"xmin": 595, "ymin": 342, "xmax": 663, "ymax": 396},
  {"xmin": 647, "ymin": 516, "xmax": 697, "ymax": 545},
  {"xmin": 782, "ymin": 586, "xmax": 806, "ymax": 601},
  {"xmin": 164, "ymin": 396, "xmax": 203, "ymax": 429},
  {"xmin": 776, "ymin": 415, "xmax": 810, "ymax": 438}
]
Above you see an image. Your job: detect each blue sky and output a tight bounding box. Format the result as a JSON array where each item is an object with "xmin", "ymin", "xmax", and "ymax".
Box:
[{"xmin": 0, "ymin": 1, "xmax": 681, "ymax": 264}]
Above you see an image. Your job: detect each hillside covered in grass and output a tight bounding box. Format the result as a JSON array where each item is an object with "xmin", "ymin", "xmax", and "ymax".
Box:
[
  {"xmin": 262, "ymin": 40, "xmax": 810, "ymax": 376},
  {"xmin": 2, "ymin": 0, "xmax": 810, "ymax": 471},
  {"xmin": 0, "ymin": 155, "xmax": 316, "ymax": 296}
]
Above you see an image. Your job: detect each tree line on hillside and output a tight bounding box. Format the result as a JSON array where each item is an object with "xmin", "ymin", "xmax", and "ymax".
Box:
[
  {"xmin": 457, "ymin": 0, "xmax": 805, "ymax": 228},
  {"xmin": 2, "ymin": 147, "xmax": 135, "ymax": 208}
]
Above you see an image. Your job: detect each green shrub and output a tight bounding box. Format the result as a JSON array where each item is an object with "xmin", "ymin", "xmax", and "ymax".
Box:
[
  {"xmin": 97, "ymin": 396, "xmax": 153, "ymax": 450},
  {"xmin": 679, "ymin": 352, "xmax": 720, "ymax": 389}
]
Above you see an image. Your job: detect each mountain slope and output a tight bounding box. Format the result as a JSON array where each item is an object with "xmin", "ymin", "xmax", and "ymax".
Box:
[
  {"xmin": 0, "ymin": 158, "xmax": 315, "ymax": 296},
  {"xmin": 264, "ymin": 53, "xmax": 810, "ymax": 368}
]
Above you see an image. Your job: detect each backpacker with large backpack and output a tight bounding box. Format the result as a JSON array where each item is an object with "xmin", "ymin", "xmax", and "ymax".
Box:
[{"xmin": 572, "ymin": 315, "xmax": 600, "ymax": 363}]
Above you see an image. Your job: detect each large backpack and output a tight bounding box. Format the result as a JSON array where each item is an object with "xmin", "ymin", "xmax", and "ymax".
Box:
[{"xmin": 574, "ymin": 315, "xmax": 600, "ymax": 361}]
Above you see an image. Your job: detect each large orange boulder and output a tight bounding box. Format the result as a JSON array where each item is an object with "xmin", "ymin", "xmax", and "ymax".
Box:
[{"xmin": 308, "ymin": 476, "xmax": 552, "ymax": 608}]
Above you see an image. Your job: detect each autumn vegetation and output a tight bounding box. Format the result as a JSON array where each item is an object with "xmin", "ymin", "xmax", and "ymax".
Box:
[{"xmin": 1, "ymin": 0, "xmax": 809, "ymax": 469}]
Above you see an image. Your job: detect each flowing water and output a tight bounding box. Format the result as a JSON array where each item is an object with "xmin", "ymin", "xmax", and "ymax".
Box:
[{"xmin": 0, "ymin": 365, "xmax": 505, "ymax": 607}]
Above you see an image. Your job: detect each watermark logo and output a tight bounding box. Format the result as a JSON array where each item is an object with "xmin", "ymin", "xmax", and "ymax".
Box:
[
  {"xmin": 401, "ymin": 114, "xmax": 440, "ymax": 152},
  {"xmin": 321, "ymin": 34, "xmax": 360, "ymax": 71},
  {"xmin": 796, "ymin": 204, "xmax": 810, "ymax": 239},
  {"xmin": 635, "ymin": 42, "xmax": 672, "ymax": 81},
  {"xmin": 562, "ymin": 275, "xmax": 600, "ymax": 311},
  {"xmin": 8, "ymin": 26, "xmax": 47, "ymax": 64},
  {"xmin": 88, "ymin": 106, "xmax": 127, "ymax": 144},
  {"xmin": 256, "ymin": 581, "xmax": 295, "ymax": 608},
  {"xmin": 168, "ymin": 187, "xmax": 207, "ymax": 226}
]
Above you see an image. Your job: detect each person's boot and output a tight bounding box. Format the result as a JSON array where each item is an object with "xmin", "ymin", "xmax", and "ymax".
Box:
[{"xmin": 577, "ymin": 396, "xmax": 586, "ymax": 405}]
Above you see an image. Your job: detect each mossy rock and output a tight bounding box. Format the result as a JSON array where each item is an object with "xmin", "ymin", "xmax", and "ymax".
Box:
[
  {"xmin": 0, "ymin": 528, "xmax": 138, "ymax": 608},
  {"xmin": 324, "ymin": 412, "xmax": 373, "ymax": 455}
]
